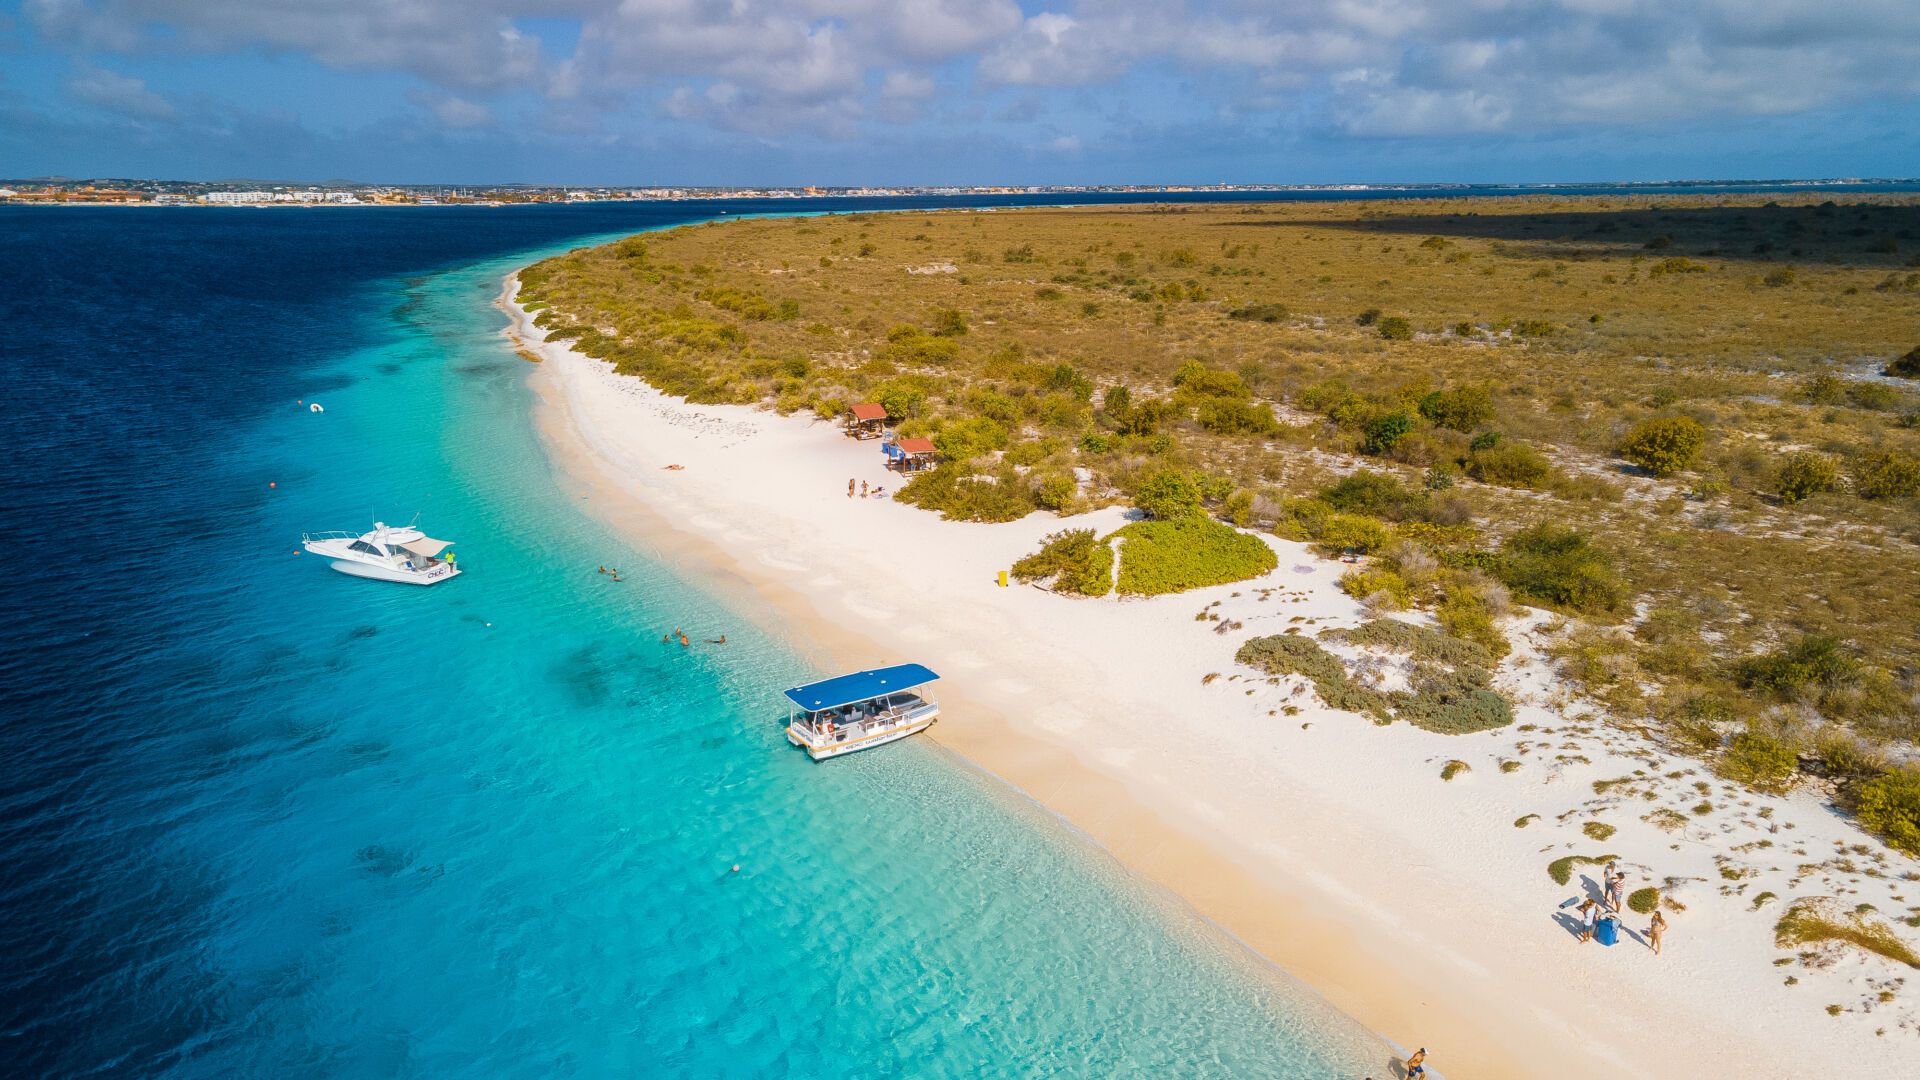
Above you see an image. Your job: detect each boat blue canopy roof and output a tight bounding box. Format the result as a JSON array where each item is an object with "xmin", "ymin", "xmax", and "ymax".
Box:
[{"xmin": 784, "ymin": 664, "xmax": 939, "ymax": 712}]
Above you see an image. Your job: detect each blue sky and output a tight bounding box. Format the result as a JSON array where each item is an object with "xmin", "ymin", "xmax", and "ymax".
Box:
[{"xmin": 2, "ymin": 1, "xmax": 1918, "ymax": 185}]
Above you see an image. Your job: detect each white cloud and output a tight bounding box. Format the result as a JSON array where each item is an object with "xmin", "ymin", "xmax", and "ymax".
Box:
[
  {"xmin": 65, "ymin": 58, "xmax": 173, "ymax": 119},
  {"xmin": 409, "ymin": 89, "xmax": 495, "ymax": 129},
  {"xmin": 22, "ymin": 0, "xmax": 1920, "ymax": 142}
]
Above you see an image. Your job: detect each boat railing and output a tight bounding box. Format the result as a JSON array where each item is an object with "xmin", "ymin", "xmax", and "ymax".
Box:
[
  {"xmin": 795, "ymin": 698, "xmax": 937, "ymax": 743},
  {"xmin": 302, "ymin": 530, "xmax": 362, "ymax": 543}
]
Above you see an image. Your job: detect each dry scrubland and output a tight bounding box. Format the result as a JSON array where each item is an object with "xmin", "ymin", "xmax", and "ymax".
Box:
[{"xmin": 519, "ymin": 196, "xmax": 1920, "ymax": 863}]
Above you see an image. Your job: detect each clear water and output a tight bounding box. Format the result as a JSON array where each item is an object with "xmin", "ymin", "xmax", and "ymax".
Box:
[{"xmin": 1, "ymin": 201, "xmax": 1395, "ymax": 1079}]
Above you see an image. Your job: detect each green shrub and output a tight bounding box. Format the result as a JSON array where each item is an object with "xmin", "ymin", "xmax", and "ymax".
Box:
[
  {"xmin": 1734, "ymin": 635, "xmax": 1858, "ymax": 695},
  {"xmin": 1378, "ymin": 316, "xmax": 1414, "ymax": 340},
  {"xmin": 1856, "ymin": 767, "xmax": 1920, "ymax": 857},
  {"xmin": 1719, "ymin": 730, "xmax": 1800, "ymax": 791},
  {"xmin": 1113, "ymin": 518, "xmax": 1277, "ymax": 595},
  {"xmin": 1363, "ymin": 411, "xmax": 1415, "ymax": 454},
  {"xmin": 1319, "ymin": 513, "xmax": 1391, "ymax": 554},
  {"xmin": 1321, "ymin": 620, "xmax": 1493, "ymax": 669},
  {"xmin": 931, "ymin": 416, "xmax": 1010, "ymax": 461},
  {"xmin": 870, "ymin": 376, "xmax": 933, "ymax": 419},
  {"xmin": 893, "ymin": 463, "xmax": 1034, "ymax": 522},
  {"xmin": 1229, "ymin": 303, "xmax": 1289, "ymax": 322},
  {"xmin": 1496, "ymin": 522, "xmax": 1626, "ymax": 613},
  {"xmin": 1620, "ymin": 416, "xmax": 1707, "ymax": 476},
  {"xmin": 1355, "ymin": 308, "xmax": 1381, "ymax": 326},
  {"xmin": 1441, "ymin": 760, "xmax": 1471, "ymax": 781},
  {"xmin": 1802, "ymin": 373, "xmax": 1846, "ymax": 406},
  {"xmin": 1339, "ymin": 569, "xmax": 1411, "ymax": 608},
  {"xmin": 1437, "ymin": 591, "xmax": 1509, "ymax": 658},
  {"xmin": 1627, "ymin": 887, "xmax": 1660, "ymax": 914},
  {"xmin": 1418, "ymin": 385, "xmax": 1495, "ymax": 432},
  {"xmin": 1583, "ymin": 822, "xmax": 1617, "ymax": 841},
  {"xmin": 1198, "ymin": 398, "xmax": 1280, "ymax": 435},
  {"xmin": 931, "ymin": 308, "xmax": 969, "ymax": 336},
  {"xmin": 1775, "ymin": 453, "xmax": 1837, "ymax": 503},
  {"xmin": 1012, "ymin": 529, "xmax": 1114, "ymax": 596},
  {"xmin": 1034, "ymin": 474, "xmax": 1077, "ymax": 511},
  {"xmin": 1321, "ymin": 470, "xmax": 1427, "ymax": 520},
  {"xmin": 1886, "ymin": 346, "xmax": 1920, "ymax": 379},
  {"xmin": 1764, "ymin": 266, "xmax": 1797, "ymax": 287},
  {"xmin": 1398, "ymin": 679, "xmax": 1513, "ymax": 734},
  {"xmin": 1852, "ymin": 452, "xmax": 1920, "ymax": 499},
  {"xmin": 1004, "ymin": 438, "xmax": 1063, "ymax": 467},
  {"xmin": 1776, "ymin": 898, "xmax": 1920, "ymax": 968},
  {"xmin": 1135, "ymin": 470, "xmax": 1203, "ymax": 520},
  {"xmin": 1467, "ymin": 440, "xmax": 1553, "ymax": 487},
  {"xmin": 1548, "ymin": 853, "xmax": 1621, "ymax": 886},
  {"xmin": 1236, "ymin": 634, "xmax": 1390, "ymax": 718}
]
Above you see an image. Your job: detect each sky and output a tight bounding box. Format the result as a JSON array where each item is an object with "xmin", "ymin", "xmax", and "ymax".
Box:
[{"xmin": 2, "ymin": 1, "xmax": 1918, "ymax": 186}]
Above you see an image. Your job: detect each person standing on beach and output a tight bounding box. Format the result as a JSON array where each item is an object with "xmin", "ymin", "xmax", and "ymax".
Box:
[
  {"xmin": 1406, "ymin": 1047, "xmax": 1428, "ymax": 1078},
  {"xmin": 848, "ymin": 478, "xmax": 855, "ymax": 498},
  {"xmin": 1649, "ymin": 910, "xmax": 1667, "ymax": 955},
  {"xmin": 1608, "ymin": 871, "xmax": 1626, "ymax": 913},
  {"xmin": 1579, "ymin": 899, "xmax": 1598, "ymax": 943},
  {"xmin": 860, "ymin": 480, "xmax": 868, "ymax": 497}
]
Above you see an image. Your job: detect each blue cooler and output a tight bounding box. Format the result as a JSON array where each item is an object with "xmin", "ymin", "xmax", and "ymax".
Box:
[{"xmin": 1595, "ymin": 915, "xmax": 1619, "ymax": 946}]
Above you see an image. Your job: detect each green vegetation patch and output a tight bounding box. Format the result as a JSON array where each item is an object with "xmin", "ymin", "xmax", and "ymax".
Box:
[
  {"xmin": 1548, "ymin": 853, "xmax": 1621, "ymax": 887},
  {"xmin": 1619, "ymin": 416, "xmax": 1706, "ymax": 476},
  {"xmin": 1856, "ymin": 767, "xmax": 1920, "ymax": 857},
  {"xmin": 1011, "ymin": 528, "xmax": 1114, "ymax": 597},
  {"xmin": 1322, "ymin": 618, "xmax": 1494, "ymax": 669},
  {"xmin": 1775, "ymin": 898, "xmax": 1920, "ymax": 969},
  {"xmin": 1628, "ymin": 887, "xmax": 1660, "ymax": 914},
  {"xmin": 1113, "ymin": 518, "xmax": 1277, "ymax": 595},
  {"xmin": 1235, "ymin": 634, "xmax": 1391, "ymax": 719}
]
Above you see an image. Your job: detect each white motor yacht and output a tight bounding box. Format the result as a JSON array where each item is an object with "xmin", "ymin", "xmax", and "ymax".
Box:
[{"xmin": 302, "ymin": 521, "xmax": 460, "ymax": 585}]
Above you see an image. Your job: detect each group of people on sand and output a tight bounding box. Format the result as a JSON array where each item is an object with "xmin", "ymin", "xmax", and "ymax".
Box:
[
  {"xmin": 846, "ymin": 478, "xmax": 886, "ymax": 499},
  {"xmin": 1574, "ymin": 860, "xmax": 1667, "ymax": 954},
  {"xmin": 660, "ymin": 627, "xmax": 726, "ymax": 647}
]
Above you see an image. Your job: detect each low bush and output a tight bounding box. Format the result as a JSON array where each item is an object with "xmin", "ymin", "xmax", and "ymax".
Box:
[
  {"xmin": 1548, "ymin": 853, "xmax": 1621, "ymax": 887},
  {"xmin": 1855, "ymin": 767, "xmax": 1920, "ymax": 857},
  {"xmin": 1236, "ymin": 633, "xmax": 1390, "ymax": 719},
  {"xmin": 1628, "ymin": 887, "xmax": 1660, "ymax": 914},
  {"xmin": 1321, "ymin": 470, "xmax": 1428, "ymax": 520},
  {"xmin": 1775, "ymin": 898, "xmax": 1920, "ymax": 968},
  {"xmin": 1619, "ymin": 416, "xmax": 1707, "ymax": 476},
  {"xmin": 1441, "ymin": 760, "xmax": 1470, "ymax": 781},
  {"xmin": 930, "ymin": 416, "xmax": 1010, "ymax": 461},
  {"xmin": 1583, "ymin": 822, "xmax": 1617, "ymax": 841},
  {"xmin": 1466, "ymin": 440, "xmax": 1553, "ymax": 487},
  {"xmin": 1418, "ymin": 385, "xmax": 1496, "ymax": 432},
  {"xmin": 1229, "ymin": 303, "xmax": 1289, "ymax": 323},
  {"xmin": 1378, "ymin": 316, "xmax": 1414, "ymax": 340},
  {"xmin": 1011, "ymin": 529, "xmax": 1114, "ymax": 596},
  {"xmin": 1852, "ymin": 452, "xmax": 1920, "ymax": 499},
  {"xmin": 1339, "ymin": 569, "xmax": 1411, "ymax": 608},
  {"xmin": 1718, "ymin": 729, "xmax": 1800, "ymax": 791},
  {"xmin": 893, "ymin": 463, "xmax": 1034, "ymax": 522},
  {"xmin": 1113, "ymin": 518, "xmax": 1277, "ymax": 595},
  {"xmin": 1319, "ymin": 513, "xmax": 1391, "ymax": 555},
  {"xmin": 1363, "ymin": 411, "xmax": 1415, "ymax": 454},
  {"xmin": 1198, "ymin": 398, "xmax": 1280, "ymax": 435},
  {"xmin": 1776, "ymin": 452, "xmax": 1838, "ymax": 503},
  {"xmin": 1134, "ymin": 470, "xmax": 1203, "ymax": 520},
  {"xmin": 1734, "ymin": 635, "xmax": 1858, "ymax": 696},
  {"xmin": 1398, "ymin": 681, "xmax": 1513, "ymax": 734},
  {"xmin": 1322, "ymin": 619, "xmax": 1493, "ymax": 669},
  {"xmin": 1437, "ymin": 588, "xmax": 1510, "ymax": 659},
  {"xmin": 1887, "ymin": 346, "xmax": 1920, "ymax": 379},
  {"xmin": 1496, "ymin": 522, "xmax": 1627, "ymax": 613}
]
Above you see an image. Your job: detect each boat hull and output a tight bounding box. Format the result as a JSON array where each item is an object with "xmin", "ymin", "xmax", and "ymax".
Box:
[
  {"xmin": 327, "ymin": 559, "xmax": 460, "ymax": 586},
  {"xmin": 787, "ymin": 712, "xmax": 936, "ymax": 760}
]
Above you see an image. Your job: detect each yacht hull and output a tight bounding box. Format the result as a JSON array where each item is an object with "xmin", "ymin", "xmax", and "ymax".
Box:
[{"xmin": 327, "ymin": 559, "xmax": 460, "ymax": 585}]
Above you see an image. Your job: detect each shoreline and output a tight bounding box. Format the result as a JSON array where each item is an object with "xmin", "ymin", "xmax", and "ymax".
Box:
[{"xmin": 501, "ymin": 267, "xmax": 1913, "ymax": 1078}]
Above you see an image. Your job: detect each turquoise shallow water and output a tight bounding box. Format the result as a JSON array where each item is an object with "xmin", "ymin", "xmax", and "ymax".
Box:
[{"xmin": 3, "ymin": 204, "xmax": 1390, "ymax": 1078}]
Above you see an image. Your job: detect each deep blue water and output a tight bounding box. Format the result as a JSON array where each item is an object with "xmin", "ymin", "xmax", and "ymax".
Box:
[{"xmin": 0, "ymin": 200, "xmax": 1400, "ymax": 1079}]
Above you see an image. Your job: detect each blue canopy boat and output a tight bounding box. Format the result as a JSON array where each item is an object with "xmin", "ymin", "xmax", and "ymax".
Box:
[{"xmin": 783, "ymin": 663, "xmax": 941, "ymax": 761}]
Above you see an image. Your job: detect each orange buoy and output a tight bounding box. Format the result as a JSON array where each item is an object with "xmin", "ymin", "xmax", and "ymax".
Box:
[{"xmin": 269, "ymin": 482, "xmax": 276, "ymax": 488}]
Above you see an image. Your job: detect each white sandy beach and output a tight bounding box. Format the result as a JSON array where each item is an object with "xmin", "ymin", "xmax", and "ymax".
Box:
[{"xmin": 505, "ymin": 275, "xmax": 1917, "ymax": 1079}]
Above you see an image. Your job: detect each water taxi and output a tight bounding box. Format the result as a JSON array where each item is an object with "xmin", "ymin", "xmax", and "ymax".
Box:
[
  {"xmin": 784, "ymin": 664, "xmax": 940, "ymax": 760},
  {"xmin": 302, "ymin": 521, "xmax": 460, "ymax": 585}
]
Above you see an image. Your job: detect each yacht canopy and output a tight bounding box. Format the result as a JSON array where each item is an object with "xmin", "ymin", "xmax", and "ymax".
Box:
[
  {"xmin": 785, "ymin": 664, "xmax": 939, "ymax": 712},
  {"xmin": 399, "ymin": 537, "xmax": 452, "ymax": 558}
]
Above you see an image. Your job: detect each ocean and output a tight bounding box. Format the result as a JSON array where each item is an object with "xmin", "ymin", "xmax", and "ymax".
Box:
[{"xmin": 0, "ymin": 199, "xmax": 1392, "ymax": 1079}]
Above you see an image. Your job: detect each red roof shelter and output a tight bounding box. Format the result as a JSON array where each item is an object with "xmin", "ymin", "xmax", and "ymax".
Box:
[
  {"xmin": 845, "ymin": 402, "xmax": 888, "ymax": 439},
  {"xmin": 892, "ymin": 437, "xmax": 940, "ymax": 471}
]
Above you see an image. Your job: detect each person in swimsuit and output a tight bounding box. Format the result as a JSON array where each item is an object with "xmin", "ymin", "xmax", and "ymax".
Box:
[
  {"xmin": 848, "ymin": 478, "xmax": 856, "ymax": 498},
  {"xmin": 1406, "ymin": 1048, "xmax": 1427, "ymax": 1078},
  {"xmin": 1649, "ymin": 910, "xmax": 1667, "ymax": 955}
]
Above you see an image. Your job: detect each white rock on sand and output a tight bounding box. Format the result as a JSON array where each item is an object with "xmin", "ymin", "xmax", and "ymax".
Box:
[{"xmin": 503, "ymin": 275, "xmax": 1917, "ymax": 1080}]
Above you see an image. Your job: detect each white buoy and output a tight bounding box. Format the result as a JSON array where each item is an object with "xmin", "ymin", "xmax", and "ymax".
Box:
[{"xmin": 310, "ymin": 403, "xmax": 324, "ymax": 413}]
